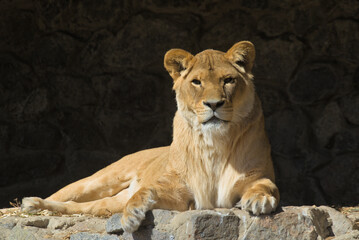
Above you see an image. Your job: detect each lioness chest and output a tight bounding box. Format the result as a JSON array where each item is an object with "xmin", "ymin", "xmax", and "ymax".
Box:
[{"xmin": 185, "ymin": 141, "xmax": 240, "ymax": 209}]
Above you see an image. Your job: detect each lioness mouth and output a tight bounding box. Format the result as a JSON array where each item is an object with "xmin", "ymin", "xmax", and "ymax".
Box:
[{"xmin": 203, "ymin": 116, "xmax": 228, "ymax": 125}]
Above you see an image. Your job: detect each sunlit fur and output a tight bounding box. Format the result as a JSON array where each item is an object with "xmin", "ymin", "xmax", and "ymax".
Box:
[{"xmin": 22, "ymin": 41, "xmax": 279, "ymax": 233}]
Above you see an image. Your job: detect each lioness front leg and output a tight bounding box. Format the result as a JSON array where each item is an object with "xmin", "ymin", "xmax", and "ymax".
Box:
[
  {"xmin": 120, "ymin": 188, "xmax": 157, "ymax": 233},
  {"xmin": 22, "ymin": 189, "xmax": 131, "ymax": 215},
  {"xmin": 121, "ymin": 180, "xmax": 192, "ymax": 233},
  {"xmin": 238, "ymin": 178, "xmax": 279, "ymax": 215}
]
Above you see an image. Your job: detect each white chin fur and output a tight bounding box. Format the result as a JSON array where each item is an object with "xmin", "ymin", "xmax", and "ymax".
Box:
[
  {"xmin": 201, "ymin": 121, "xmax": 230, "ymax": 135},
  {"xmin": 199, "ymin": 121, "xmax": 230, "ymax": 147}
]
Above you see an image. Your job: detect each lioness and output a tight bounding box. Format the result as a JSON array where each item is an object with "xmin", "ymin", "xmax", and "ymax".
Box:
[{"xmin": 22, "ymin": 41, "xmax": 279, "ymax": 233}]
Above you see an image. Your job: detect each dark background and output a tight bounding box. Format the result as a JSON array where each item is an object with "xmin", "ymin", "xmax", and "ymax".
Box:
[{"xmin": 0, "ymin": 0, "xmax": 358, "ymax": 208}]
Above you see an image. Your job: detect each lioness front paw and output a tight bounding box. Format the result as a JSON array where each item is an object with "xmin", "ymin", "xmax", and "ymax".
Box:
[
  {"xmin": 237, "ymin": 193, "xmax": 278, "ymax": 215},
  {"xmin": 121, "ymin": 206, "xmax": 147, "ymax": 233},
  {"xmin": 120, "ymin": 188, "xmax": 156, "ymax": 233},
  {"xmin": 21, "ymin": 197, "xmax": 44, "ymax": 213}
]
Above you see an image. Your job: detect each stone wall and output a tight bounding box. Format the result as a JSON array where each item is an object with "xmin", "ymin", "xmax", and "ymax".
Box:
[{"xmin": 0, "ymin": 0, "xmax": 358, "ymax": 208}]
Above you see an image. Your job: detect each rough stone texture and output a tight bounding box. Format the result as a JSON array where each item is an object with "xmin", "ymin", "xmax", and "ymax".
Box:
[
  {"xmin": 0, "ymin": 214, "xmax": 108, "ymax": 240},
  {"xmin": 314, "ymin": 102, "xmax": 344, "ymax": 147},
  {"xmin": 318, "ymin": 206, "xmax": 356, "ymax": 236},
  {"xmin": 8, "ymin": 226, "xmax": 37, "ymax": 240},
  {"xmin": 0, "ymin": 206, "xmax": 358, "ymax": 240},
  {"xmin": 339, "ymin": 93, "xmax": 359, "ymax": 125},
  {"xmin": 106, "ymin": 214, "xmax": 124, "ymax": 235},
  {"xmin": 48, "ymin": 217, "xmax": 76, "ymax": 230},
  {"xmin": 70, "ymin": 232, "xmax": 120, "ymax": 240},
  {"xmin": 19, "ymin": 216, "xmax": 50, "ymax": 228},
  {"xmin": 288, "ymin": 65, "xmax": 338, "ymax": 104},
  {"xmin": 0, "ymin": 0, "xmax": 359, "ymax": 208},
  {"xmin": 170, "ymin": 210, "xmax": 240, "ymax": 240},
  {"xmin": 332, "ymin": 231, "xmax": 359, "ymax": 240}
]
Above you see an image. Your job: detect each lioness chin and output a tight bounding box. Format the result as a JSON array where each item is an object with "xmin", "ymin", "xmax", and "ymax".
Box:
[{"xmin": 22, "ymin": 41, "xmax": 279, "ymax": 233}]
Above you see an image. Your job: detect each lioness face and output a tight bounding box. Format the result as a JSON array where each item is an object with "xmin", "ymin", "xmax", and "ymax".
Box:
[{"xmin": 164, "ymin": 41, "xmax": 256, "ymax": 132}]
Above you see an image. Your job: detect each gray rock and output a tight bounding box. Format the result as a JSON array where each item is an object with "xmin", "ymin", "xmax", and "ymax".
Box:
[
  {"xmin": 0, "ymin": 217, "xmax": 16, "ymax": 229},
  {"xmin": 20, "ymin": 216, "xmax": 50, "ymax": 228},
  {"xmin": 0, "ymin": 225, "xmax": 12, "ymax": 240},
  {"xmin": 236, "ymin": 206, "xmax": 331, "ymax": 240},
  {"xmin": 122, "ymin": 227, "xmax": 173, "ymax": 240},
  {"xmin": 69, "ymin": 216, "xmax": 107, "ymax": 234},
  {"xmin": 318, "ymin": 206, "xmax": 355, "ymax": 236},
  {"xmin": 345, "ymin": 209, "xmax": 359, "ymax": 224},
  {"xmin": 9, "ymin": 226, "xmax": 37, "ymax": 240},
  {"xmin": 70, "ymin": 232, "xmax": 120, "ymax": 240},
  {"xmin": 2, "ymin": 206, "xmax": 359, "ymax": 239},
  {"xmin": 332, "ymin": 230, "xmax": 359, "ymax": 240},
  {"xmin": 310, "ymin": 207, "xmax": 332, "ymax": 238},
  {"xmin": 106, "ymin": 213, "xmax": 123, "ymax": 234},
  {"xmin": 105, "ymin": 210, "xmax": 177, "ymax": 237},
  {"xmin": 192, "ymin": 212, "xmax": 239, "ymax": 240},
  {"xmin": 48, "ymin": 217, "xmax": 76, "ymax": 230},
  {"xmin": 152, "ymin": 209, "xmax": 178, "ymax": 226},
  {"xmin": 171, "ymin": 210, "xmax": 240, "ymax": 240}
]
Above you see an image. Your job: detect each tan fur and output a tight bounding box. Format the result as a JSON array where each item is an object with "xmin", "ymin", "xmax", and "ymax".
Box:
[{"xmin": 22, "ymin": 41, "xmax": 279, "ymax": 233}]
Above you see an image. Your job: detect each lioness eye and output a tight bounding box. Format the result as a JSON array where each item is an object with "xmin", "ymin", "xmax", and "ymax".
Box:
[
  {"xmin": 224, "ymin": 77, "xmax": 235, "ymax": 84},
  {"xmin": 235, "ymin": 60, "xmax": 246, "ymax": 67},
  {"xmin": 191, "ymin": 79, "xmax": 201, "ymax": 85}
]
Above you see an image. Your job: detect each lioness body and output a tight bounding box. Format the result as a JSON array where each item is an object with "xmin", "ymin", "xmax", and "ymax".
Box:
[{"xmin": 22, "ymin": 41, "xmax": 279, "ymax": 233}]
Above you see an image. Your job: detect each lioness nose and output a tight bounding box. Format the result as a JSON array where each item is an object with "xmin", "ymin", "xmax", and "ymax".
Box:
[{"xmin": 203, "ymin": 100, "xmax": 225, "ymax": 111}]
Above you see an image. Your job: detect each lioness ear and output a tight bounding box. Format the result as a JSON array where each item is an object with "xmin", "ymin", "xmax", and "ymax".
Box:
[
  {"xmin": 225, "ymin": 41, "xmax": 255, "ymax": 73},
  {"xmin": 164, "ymin": 49, "xmax": 194, "ymax": 80}
]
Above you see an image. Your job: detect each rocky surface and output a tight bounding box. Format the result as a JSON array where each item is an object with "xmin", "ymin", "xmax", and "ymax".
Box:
[
  {"xmin": 1, "ymin": 0, "xmax": 359, "ymax": 208},
  {"xmin": 0, "ymin": 206, "xmax": 358, "ymax": 240}
]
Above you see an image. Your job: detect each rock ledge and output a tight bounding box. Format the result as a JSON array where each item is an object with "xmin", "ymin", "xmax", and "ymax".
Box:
[{"xmin": 0, "ymin": 206, "xmax": 358, "ymax": 240}]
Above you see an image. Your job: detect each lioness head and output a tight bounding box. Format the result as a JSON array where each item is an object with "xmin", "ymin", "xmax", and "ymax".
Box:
[{"xmin": 164, "ymin": 41, "xmax": 256, "ymax": 133}]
